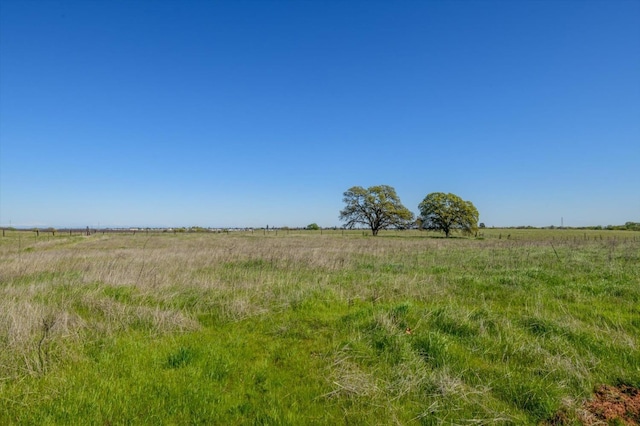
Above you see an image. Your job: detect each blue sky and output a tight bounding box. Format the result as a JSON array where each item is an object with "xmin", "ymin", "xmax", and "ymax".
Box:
[{"xmin": 1, "ymin": 0, "xmax": 638, "ymax": 228}]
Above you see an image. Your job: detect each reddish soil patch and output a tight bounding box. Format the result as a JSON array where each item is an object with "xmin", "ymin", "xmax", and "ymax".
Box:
[{"xmin": 582, "ymin": 384, "xmax": 640, "ymax": 425}]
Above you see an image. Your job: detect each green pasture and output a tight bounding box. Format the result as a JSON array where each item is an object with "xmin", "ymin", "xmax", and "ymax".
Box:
[{"xmin": 0, "ymin": 229, "xmax": 638, "ymax": 424}]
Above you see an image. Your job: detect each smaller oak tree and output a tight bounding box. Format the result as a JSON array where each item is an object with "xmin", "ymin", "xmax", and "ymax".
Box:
[
  {"xmin": 418, "ymin": 192, "xmax": 479, "ymax": 238},
  {"xmin": 340, "ymin": 185, "xmax": 414, "ymax": 236}
]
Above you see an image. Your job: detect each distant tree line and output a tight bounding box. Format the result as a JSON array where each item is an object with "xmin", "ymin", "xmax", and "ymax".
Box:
[
  {"xmin": 491, "ymin": 223, "xmax": 640, "ymax": 231},
  {"xmin": 603, "ymin": 222, "xmax": 640, "ymax": 231}
]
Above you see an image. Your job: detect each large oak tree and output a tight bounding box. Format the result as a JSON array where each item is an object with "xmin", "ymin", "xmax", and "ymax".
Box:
[
  {"xmin": 418, "ymin": 192, "xmax": 479, "ymax": 238},
  {"xmin": 340, "ymin": 185, "xmax": 414, "ymax": 236}
]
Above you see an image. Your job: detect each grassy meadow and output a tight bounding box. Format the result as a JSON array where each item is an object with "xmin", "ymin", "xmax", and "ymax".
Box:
[{"xmin": 0, "ymin": 229, "xmax": 639, "ymax": 424}]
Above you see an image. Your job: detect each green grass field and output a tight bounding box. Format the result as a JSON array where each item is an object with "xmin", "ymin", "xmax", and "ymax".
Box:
[{"xmin": 1, "ymin": 229, "xmax": 638, "ymax": 424}]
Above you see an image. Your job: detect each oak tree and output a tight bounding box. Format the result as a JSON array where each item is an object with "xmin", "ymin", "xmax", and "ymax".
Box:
[
  {"xmin": 418, "ymin": 192, "xmax": 479, "ymax": 238},
  {"xmin": 340, "ymin": 185, "xmax": 414, "ymax": 236}
]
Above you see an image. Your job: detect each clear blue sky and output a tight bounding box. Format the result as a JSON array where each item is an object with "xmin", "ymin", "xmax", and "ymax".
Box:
[{"xmin": 1, "ymin": 0, "xmax": 638, "ymax": 228}]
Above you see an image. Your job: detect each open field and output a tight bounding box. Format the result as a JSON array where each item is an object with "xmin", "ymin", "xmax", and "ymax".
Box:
[{"xmin": 1, "ymin": 229, "xmax": 639, "ymax": 424}]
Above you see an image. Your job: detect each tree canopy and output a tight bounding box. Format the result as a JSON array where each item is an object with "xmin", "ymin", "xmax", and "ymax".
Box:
[
  {"xmin": 418, "ymin": 192, "xmax": 479, "ymax": 238},
  {"xmin": 340, "ymin": 185, "xmax": 414, "ymax": 236}
]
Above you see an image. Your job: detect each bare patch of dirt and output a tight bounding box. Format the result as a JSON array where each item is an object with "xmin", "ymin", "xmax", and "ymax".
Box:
[
  {"xmin": 581, "ymin": 384, "xmax": 640, "ymax": 425},
  {"xmin": 544, "ymin": 384, "xmax": 640, "ymax": 425}
]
